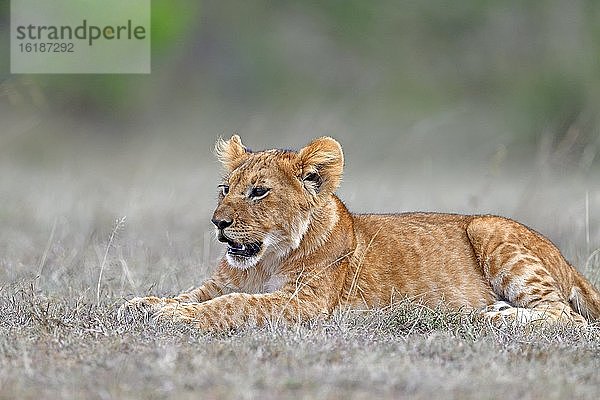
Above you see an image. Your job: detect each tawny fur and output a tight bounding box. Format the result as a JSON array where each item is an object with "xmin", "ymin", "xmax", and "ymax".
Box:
[{"xmin": 119, "ymin": 135, "xmax": 600, "ymax": 330}]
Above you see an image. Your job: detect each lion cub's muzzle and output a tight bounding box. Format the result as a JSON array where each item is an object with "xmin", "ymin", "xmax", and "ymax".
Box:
[{"xmin": 216, "ymin": 229, "xmax": 262, "ymax": 259}]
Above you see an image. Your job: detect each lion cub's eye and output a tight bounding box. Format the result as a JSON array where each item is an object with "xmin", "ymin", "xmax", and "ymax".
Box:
[
  {"xmin": 249, "ymin": 187, "xmax": 270, "ymax": 200},
  {"xmin": 218, "ymin": 185, "xmax": 229, "ymax": 196}
]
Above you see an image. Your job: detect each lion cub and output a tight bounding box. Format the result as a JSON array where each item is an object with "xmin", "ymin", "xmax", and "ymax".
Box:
[{"xmin": 120, "ymin": 135, "xmax": 600, "ymax": 330}]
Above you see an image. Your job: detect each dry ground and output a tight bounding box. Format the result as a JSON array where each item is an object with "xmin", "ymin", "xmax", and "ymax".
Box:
[
  {"xmin": 1, "ymin": 285, "xmax": 600, "ymax": 400},
  {"xmin": 1, "ymin": 129, "xmax": 599, "ymax": 399}
]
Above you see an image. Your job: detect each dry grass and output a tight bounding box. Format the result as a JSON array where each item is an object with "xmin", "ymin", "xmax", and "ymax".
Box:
[
  {"xmin": 1, "ymin": 127, "xmax": 599, "ymax": 399},
  {"xmin": 1, "ymin": 281, "xmax": 600, "ymax": 400}
]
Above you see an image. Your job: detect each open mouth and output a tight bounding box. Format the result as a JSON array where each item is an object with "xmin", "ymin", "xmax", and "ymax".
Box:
[{"xmin": 218, "ymin": 232, "xmax": 262, "ymax": 258}]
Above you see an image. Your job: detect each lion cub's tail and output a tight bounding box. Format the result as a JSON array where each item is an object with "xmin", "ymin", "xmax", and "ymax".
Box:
[{"xmin": 569, "ymin": 269, "xmax": 600, "ymax": 321}]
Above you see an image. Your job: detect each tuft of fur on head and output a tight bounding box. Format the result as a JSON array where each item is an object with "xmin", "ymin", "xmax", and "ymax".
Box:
[
  {"xmin": 214, "ymin": 134, "xmax": 249, "ymax": 172},
  {"xmin": 297, "ymin": 136, "xmax": 344, "ymax": 196}
]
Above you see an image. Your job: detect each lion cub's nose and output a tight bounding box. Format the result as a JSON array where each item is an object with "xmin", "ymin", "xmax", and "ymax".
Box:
[{"xmin": 212, "ymin": 218, "xmax": 233, "ymax": 230}]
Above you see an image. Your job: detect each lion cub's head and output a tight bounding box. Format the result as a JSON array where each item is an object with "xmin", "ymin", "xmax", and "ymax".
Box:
[{"xmin": 211, "ymin": 135, "xmax": 344, "ymax": 269}]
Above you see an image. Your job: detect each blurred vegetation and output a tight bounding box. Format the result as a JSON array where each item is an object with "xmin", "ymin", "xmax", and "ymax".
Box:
[
  {"xmin": 1, "ymin": 1, "xmax": 200, "ymax": 117},
  {"xmin": 1, "ymin": 0, "xmax": 599, "ymax": 166}
]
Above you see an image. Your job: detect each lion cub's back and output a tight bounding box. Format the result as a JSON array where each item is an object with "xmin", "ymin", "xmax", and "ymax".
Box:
[{"xmin": 348, "ymin": 212, "xmax": 496, "ymax": 309}]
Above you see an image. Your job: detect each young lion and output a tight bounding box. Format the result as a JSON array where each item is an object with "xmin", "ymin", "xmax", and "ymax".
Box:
[{"xmin": 119, "ymin": 135, "xmax": 600, "ymax": 330}]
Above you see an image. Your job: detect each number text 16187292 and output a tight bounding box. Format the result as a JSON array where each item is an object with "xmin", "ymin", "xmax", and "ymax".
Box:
[{"xmin": 19, "ymin": 42, "xmax": 74, "ymax": 53}]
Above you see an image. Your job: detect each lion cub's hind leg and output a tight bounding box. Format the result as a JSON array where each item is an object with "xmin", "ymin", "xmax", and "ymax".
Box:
[
  {"xmin": 467, "ymin": 217, "xmax": 587, "ymax": 327},
  {"xmin": 482, "ymin": 300, "xmax": 586, "ymax": 327}
]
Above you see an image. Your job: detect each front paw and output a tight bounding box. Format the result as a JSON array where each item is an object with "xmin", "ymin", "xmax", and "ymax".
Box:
[
  {"xmin": 152, "ymin": 303, "xmax": 199, "ymax": 324},
  {"xmin": 117, "ymin": 296, "xmax": 177, "ymax": 323}
]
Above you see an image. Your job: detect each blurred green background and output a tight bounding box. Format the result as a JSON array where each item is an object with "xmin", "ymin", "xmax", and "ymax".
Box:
[
  {"xmin": 1, "ymin": 1, "xmax": 599, "ymax": 292},
  {"xmin": 0, "ymin": 0, "xmax": 600, "ymax": 162},
  {"xmin": 2, "ymin": 1, "xmax": 599, "ymax": 157}
]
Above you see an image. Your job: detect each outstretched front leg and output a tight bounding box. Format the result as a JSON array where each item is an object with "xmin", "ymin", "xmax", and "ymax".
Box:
[
  {"xmin": 467, "ymin": 216, "xmax": 587, "ymax": 326},
  {"xmin": 118, "ymin": 261, "xmax": 340, "ymax": 331},
  {"xmin": 153, "ymin": 288, "xmax": 330, "ymax": 331},
  {"xmin": 117, "ymin": 275, "xmax": 230, "ymax": 322}
]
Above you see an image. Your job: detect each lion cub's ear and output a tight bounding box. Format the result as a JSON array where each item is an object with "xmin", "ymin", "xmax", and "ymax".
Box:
[
  {"xmin": 214, "ymin": 134, "xmax": 249, "ymax": 172},
  {"xmin": 298, "ymin": 136, "xmax": 344, "ymax": 195}
]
